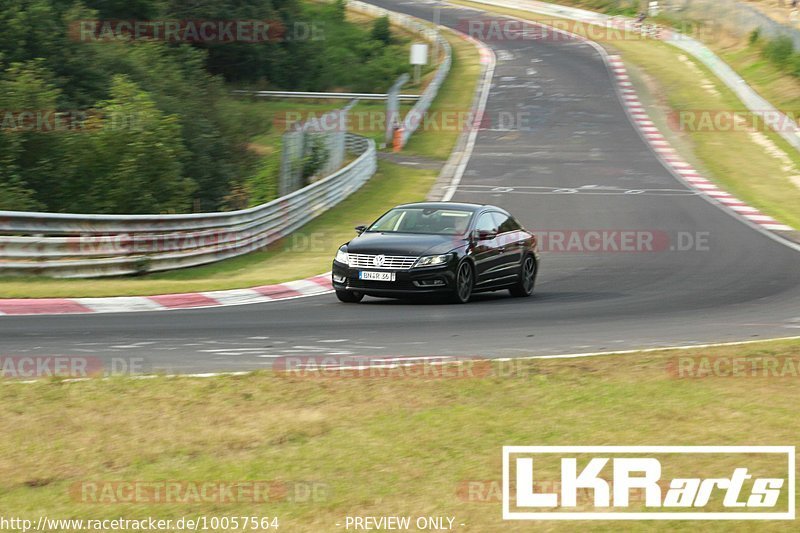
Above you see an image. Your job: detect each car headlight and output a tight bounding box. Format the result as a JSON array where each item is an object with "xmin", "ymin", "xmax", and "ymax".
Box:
[
  {"xmin": 335, "ymin": 248, "xmax": 349, "ymax": 266},
  {"xmin": 414, "ymin": 254, "xmax": 450, "ymax": 267}
]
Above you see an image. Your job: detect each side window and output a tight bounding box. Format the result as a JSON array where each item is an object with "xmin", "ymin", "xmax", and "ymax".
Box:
[
  {"xmin": 475, "ymin": 213, "xmax": 497, "ymax": 233},
  {"xmin": 492, "ymin": 212, "xmax": 521, "ymax": 233}
]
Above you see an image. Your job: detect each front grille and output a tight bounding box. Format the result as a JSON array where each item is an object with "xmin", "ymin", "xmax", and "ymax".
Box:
[
  {"xmin": 348, "ymin": 253, "xmax": 418, "ymax": 270},
  {"xmin": 349, "ymin": 279, "xmax": 418, "ymax": 291}
]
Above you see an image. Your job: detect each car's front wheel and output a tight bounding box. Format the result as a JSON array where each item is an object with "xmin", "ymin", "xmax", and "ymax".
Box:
[
  {"xmin": 450, "ymin": 261, "xmax": 474, "ymax": 304},
  {"xmin": 335, "ymin": 289, "xmax": 364, "ymax": 303},
  {"xmin": 509, "ymin": 255, "xmax": 537, "ymax": 297}
]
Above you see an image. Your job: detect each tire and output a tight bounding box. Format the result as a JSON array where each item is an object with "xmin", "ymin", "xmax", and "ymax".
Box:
[
  {"xmin": 509, "ymin": 255, "xmax": 537, "ymax": 297},
  {"xmin": 336, "ymin": 289, "xmax": 364, "ymax": 303},
  {"xmin": 450, "ymin": 261, "xmax": 474, "ymax": 304}
]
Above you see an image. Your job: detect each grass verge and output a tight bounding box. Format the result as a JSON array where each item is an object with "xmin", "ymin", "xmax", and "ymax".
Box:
[
  {"xmin": 1, "ymin": 339, "xmax": 798, "ymax": 531},
  {"xmin": 0, "ymin": 25, "xmax": 481, "ymax": 298},
  {"xmin": 402, "ymin": 29, "xmax": 483, "ymax": 159},
  {"xmin": 450, "ymin": 0, "xmax": 800, "ymax": 230}
]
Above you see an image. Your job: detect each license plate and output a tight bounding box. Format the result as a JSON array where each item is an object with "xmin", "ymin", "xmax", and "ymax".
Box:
[{"xmin": 359, "ymin": 271, "xmax": 395, "ymax": 281}]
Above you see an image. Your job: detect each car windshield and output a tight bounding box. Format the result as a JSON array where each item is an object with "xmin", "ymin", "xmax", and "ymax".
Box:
[{"xmin": 367, "ymin": 207, "xmax": 474, "ymax": 235}]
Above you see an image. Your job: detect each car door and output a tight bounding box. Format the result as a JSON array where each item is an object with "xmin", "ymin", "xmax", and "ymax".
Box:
[
  {"xmin": 491, "ymin": 212, "xmax": 525, "ymax": 278},
  {"xmin": 471, "ymin": 212, "xmax": 504, "ymax": 285}
]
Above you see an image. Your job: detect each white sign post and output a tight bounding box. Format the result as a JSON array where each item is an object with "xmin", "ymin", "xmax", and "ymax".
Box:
[{"xmin": 410, "ymin": 43, "xmax": 428, "ymax": 84}]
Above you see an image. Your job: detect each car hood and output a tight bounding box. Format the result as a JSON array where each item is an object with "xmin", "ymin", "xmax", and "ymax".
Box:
[{"xmin": 346, "ymin": 232, "xmax": 466, "ymax": 256}]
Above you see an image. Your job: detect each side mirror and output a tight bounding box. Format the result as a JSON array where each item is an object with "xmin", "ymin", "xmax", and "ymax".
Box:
[
  {"xmin": 355, "ymin": 225, "xmax": 367, "ymax": 234},
  {"xmin": 475, "ymin": 229, "xmax": 497, "ymax": 241}
]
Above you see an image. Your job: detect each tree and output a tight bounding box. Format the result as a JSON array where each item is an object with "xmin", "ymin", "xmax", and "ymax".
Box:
[
  {"xmin": 68, "ymin": 75, "xmax": 194, "ymax": 214},
  {"xmin": 333, "ymin": 0, "xmax": 346, "ymax": 21},
  {"xmin": 0, "ymin": 59, "xmax": 62, "ymax": 211},
  {"xmin": 300, "ymin": 133, "xmax": 329, "ymax": 186},
  {"xmin": 371, "ymin": 16, "xmax": 392, "ymax": 45}
]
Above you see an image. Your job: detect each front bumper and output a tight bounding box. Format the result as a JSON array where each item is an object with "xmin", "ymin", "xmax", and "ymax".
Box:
[{"xmin": 331, "ymin": 261, "xmax": 456, "ymax": 296}]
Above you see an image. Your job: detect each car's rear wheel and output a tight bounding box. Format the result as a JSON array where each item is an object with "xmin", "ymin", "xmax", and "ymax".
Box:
[
  {"xmin": 450, "ymin": 261, "xmax": 474, "ymax": 304},
  {"xmin": 336, "ymin": 289, "xmax": 364, "ymax": 303},
  {"xmin": 509, "ymin": 255, "xmax": 537, "ymax": 297}
]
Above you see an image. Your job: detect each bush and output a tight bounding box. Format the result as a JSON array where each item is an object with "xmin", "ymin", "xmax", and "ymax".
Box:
[
  {"xmin": 371, "ymin": 16, "xmax": 392, "ymax": 45},
  {"xmin": 763, "ymin": 36, "xmax": 795, "ymax": 68},
  {"xmin": 749, "ymin": 28, "xmax": 761, "ymax": 46},
  {"xmin": 333, "ymin": 0, "xmax": 347, "ymax": 21},
  {"xmin": 301, "ymin": 134, "xmax": 330, "ymax": 186}
]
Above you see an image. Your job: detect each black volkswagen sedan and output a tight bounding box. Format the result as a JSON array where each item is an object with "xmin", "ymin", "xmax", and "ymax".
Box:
[{"xmin": 331, "ymin": 202, "xmax": 539, "ymax": 303}]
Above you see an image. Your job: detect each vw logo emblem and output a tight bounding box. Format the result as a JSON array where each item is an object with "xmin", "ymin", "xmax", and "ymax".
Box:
[{"xmin": 373, "ymin": 255, "xmax": 386, "ymax": 267}]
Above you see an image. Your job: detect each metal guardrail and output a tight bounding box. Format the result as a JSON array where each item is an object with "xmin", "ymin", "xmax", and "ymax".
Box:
[
  {"xmin": 0, "ymin": 134, "xmax": 376, "ymax": 278},
  {"xmin": 232, "ymin": 90, "xmax": 421, "ymax": 101},
  {"xmin": 465, "ymin": 0, "xmax": 800, "ymax": 153},
  {"xmin": 278, "ymin": 100, "xmax": 356, "ymax": 196},
  {"xmin": 347, "ymin": 0, "xmax": 453, "ymax": 148}
]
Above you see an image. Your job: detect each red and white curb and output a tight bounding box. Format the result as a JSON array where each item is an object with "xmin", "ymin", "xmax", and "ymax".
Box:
[
  {"xmin": 0, "ymin": 273, "xmax": 333, "ymax": 316},
  {"xmin": 607, "ymin": 55, "xmax": 794, "ymax": 234}
]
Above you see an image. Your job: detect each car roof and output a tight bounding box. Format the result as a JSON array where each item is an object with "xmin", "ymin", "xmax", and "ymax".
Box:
[{"xmin": 394, "ymin": 202, "xmax": 505, "ymax": 214}]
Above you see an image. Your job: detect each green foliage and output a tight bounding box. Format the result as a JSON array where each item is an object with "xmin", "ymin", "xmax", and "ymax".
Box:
[
  {"xmin": 0, "ymin": 60, "xmax": 61, "ymax": 211},
  {"xmin": 244, "ymin": 155, "xmax": 279, "ymax": 207},
  {"xmin": 300, "ymin": 134, "xmax": 330, "ymax": 186},
  {"xmin": 70, "ymin": 75, "xmax": 193, "ymax": 214},
  {"xmin": 333, "ymin": 0, "xmax": 347, "ymax": 21},
  {"xmin": 763, "ymin": 36, "xmax": 795, "ymax": 68},
  {"xmin": 371, "ymin": 16, "xmax": 392, "ymax": 45},
  {"xmin": 565, "ymin": 0, "xmax": 638, "ymax": 17},
  {"xmin": 0, "ymin": 0, "xmax": 411, "ymax": 213},
  {"xmin": 749, "ymin": 28, "xmax": 761, "ymax": 46},
  {"xmin": 758, "ymin": 35, "xmax": 800, "ymax": 79}
]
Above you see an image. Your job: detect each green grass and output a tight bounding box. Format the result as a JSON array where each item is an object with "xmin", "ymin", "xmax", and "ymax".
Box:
[
  {"xmin": 451, "ymin": 0, "xmax": 800, "ymax": 230},
  {"xmin": 717, "ymin": 43, "xmax": 800, "ymax": 122},
  {"xmin": 0, "ymin": 339, "xmax": 798, "ymax": 531},
  {"xmin": 402, "ymin": 30, "xmax": 483, "ymax": 159},
  {"xmin": 613, "ymin": 39, "xmax": 800, "ymax": 229}
]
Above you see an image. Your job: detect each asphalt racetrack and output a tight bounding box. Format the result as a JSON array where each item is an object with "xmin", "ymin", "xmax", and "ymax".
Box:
[{"xmin": 1, "ymin": 0, "xmax": 798, "ymax": 373}]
